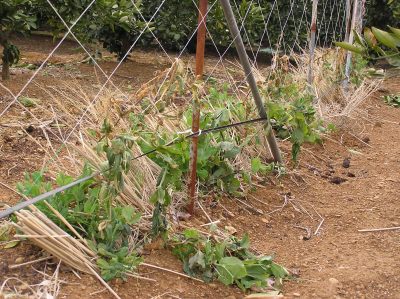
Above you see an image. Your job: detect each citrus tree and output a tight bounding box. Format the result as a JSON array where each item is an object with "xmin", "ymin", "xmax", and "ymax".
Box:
[{"xmin": 0, "ymin": 0, "xmax": 36, "ymax": 80}]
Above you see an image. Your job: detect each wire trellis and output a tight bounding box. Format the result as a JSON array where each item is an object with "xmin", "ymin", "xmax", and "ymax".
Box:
[{"xmin": 0, "ymin": 0, "xmax": 349, "ymax": 216}]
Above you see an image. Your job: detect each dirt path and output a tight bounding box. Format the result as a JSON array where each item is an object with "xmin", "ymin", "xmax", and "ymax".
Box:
[{"xmin": 263, "ymin": 89, "xmax": 400, "ymax": 298}]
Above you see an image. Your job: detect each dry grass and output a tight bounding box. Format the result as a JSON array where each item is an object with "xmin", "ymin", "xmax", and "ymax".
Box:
[
  {"xmin": 1, "ymin": 260, "xmax": 62, "ymax": 299},
  {"xmin": 290, "ymin": 48, "xmax": 383, "ymax": 126}
]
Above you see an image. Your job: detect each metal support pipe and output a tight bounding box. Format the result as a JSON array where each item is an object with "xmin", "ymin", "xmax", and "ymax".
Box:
[
  {"xmin": 344, "ymin": 0, "xmax": 359, "ymax": 87},
  {"xmin": 308, "ymin": 0, "xmax": 319, "ymax": 85},
  {"xmin": 219, "ymin": 0, "xmax": 282, "ymax": 163},
  {"xmin": 187, "ymin": 0, "xmax": 208, "ymax": 215},
  {"xmin": 344, "ymin": 0, "xmax": 352, "ymax": 43}
]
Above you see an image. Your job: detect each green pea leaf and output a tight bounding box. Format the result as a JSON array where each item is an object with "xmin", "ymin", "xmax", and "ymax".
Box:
[{"xmin": 216, "ymin": 256, "xmax": 247, "ymax": 285}]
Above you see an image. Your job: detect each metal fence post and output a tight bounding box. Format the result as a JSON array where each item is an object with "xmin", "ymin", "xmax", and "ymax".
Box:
[
  {"xmin": 344, "ymin": 0, "xmax": 359, "ymax": 88},
  {"xmin": 219, "ymin": 0, "xmax": 282, "ymax": 163},
  {"xmin": 308, "ymin": 0, "xmax": 319, "ymax": 86},
  {"xmin": 187, "ymin": 0, "xmax": 208, "ymax": 215}
]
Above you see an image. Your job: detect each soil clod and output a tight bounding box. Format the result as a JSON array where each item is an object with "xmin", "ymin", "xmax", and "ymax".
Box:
[
  {"xmin": 342, "ymin": 158, "xmax": 351, "ymax": 168},
  {"xmin": 329, "ymin": 176, "xmax": 347, "ymax": 184}
]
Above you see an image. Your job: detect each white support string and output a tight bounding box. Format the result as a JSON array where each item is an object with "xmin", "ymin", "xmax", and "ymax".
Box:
[
  {"xmin": 190, "ymin": 0, "xmax": 246, "ymax": 104},
  {"xmin": 203, "ymin": 0, "xmax": 256, "ymax": 84},
  {"xmin": 62, "ymin": 0, "xmax": 168, "ymax": 144},
  {"xmin": 0, "ymin": 0, "xmax": 96, "ymax": 118},
  {"xmin": 45, "ymin": 0, "xmax": 130, "ymax": 101},
  {"xmin": 288, "ymin": 0, "xmax": 309, "ymax": 55},
  {"xmin": 128, "ymin": 0, "xmax": 173, "ymax": 64},
  {"xmin": 141, "ymin": 0, "xmax": 219, "ymax": 115},
  {"xmin": 253, "ymin": 0, "xmax": 278, "ymax": 65},
  {"xmin": 3, "ymin": 0, "xmax": 169, "ymax": 190},
  {"xmin": 232, "ymin": 0, "xmax": 257, "ymax": 63}
]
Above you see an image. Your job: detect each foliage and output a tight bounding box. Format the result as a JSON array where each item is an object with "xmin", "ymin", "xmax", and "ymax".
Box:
[
  {"xmin": 263, "ymin": 77, "xmax": 323, "ymax": 161},
  {"xmin": 91, "ymin": 0, "xmax": 150, "ymax": 60},
  {"xmin": 132, "ymin": 85, "xmax": 262, "ymax": 234},
  {"xmin": 171, "ymin": 228, "xmax": 288, "ymax": 290},
  {"xmin": 16, "ymin": 129, "xmax": 144, "ymax": 281},
  {"xmin": 207, "ymin": 0, "xmax": 265, "ymax": 48},
  {"xmin": 383, "ymin": 94, "xmax": 400, "ymax": 107},
  {"xmin": 29, "ymin": 0, "xmax": 349, "ymax": 58},
  {"xmin": 0, "ymin": 0, "xmax": 37, "ymax": 79},
  {"xmin": 365, "ymin": 0, "xmax": 400, "ymax": 29},
  {"xmin": 35, "ymin": 0, "xmax": 149, "ymax": 60},
  {"xmin": 335, "ymin": 27, "xmax": 400, "ymax": 67}
]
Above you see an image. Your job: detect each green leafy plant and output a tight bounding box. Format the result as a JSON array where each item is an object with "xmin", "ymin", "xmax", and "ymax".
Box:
[
  {"xmin": 16, "ymin": 168, "xmax": 142, "ymax": 281},
  {"xmin": 171, "ymin": 228, "xmax": 289, "ymax": 291},
  {"xmin": 127, "ymin": 84, "xmax": 278, "ymax": 235},
  {"xmin": 335, "ymin": 26, "xmax": 400, "ymax": 67},
  {"xmin": 16, "ymin": 121, "xmax": 145, "ymax": 281},
  {"xmin": 263, "ymin": 79, "xmax": 323, "ymax": 161},
  {"xmin": 0, "ymin": 0, "xmax": 37, "ymax": 80},
  {"xmin": 383, "ymin": 94, "xmax": 400, "ymax": 107}
]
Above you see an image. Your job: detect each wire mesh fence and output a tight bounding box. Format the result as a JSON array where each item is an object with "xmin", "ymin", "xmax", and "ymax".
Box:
[{"xmin": 0, "ymin": 0, "xmax": 354, "ymax": 213}]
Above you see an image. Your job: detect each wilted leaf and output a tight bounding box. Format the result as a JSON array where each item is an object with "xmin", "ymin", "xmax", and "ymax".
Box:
[
  {"xmin": 3, "ymin": 240, "xmax": 20, "ymax": 249},
  {"xmin": 270, "ymin": 263, "xmax": 289, "ymax": 278}
]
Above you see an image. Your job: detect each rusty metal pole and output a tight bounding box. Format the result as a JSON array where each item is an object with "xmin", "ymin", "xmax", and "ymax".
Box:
[
  {"xmin": 187, "ymin": 0, "xmax": 208, "ymax": 215},
  {"xmin": 219, "ymin": 0, "xmax": 282, "ymax": 163},
  {"xmin": 308, "ymin": 0, "xmax": 319, "ymax": 86}
]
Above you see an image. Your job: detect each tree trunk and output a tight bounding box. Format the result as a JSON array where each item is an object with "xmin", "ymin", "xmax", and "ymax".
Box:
[
  {"xmin": 2, "ymin": 59, "xmax": 10, "ymax": 81},
  {"xmin": 1, "ymin": 34, "xmax": 10, "ymax": 80}
]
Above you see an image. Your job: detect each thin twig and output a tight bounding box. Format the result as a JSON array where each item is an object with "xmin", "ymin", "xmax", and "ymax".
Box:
[
  {"xmin": 85, "ymin": 262, "xmax": 121, "ymax": 299},
  {"xmin": 293, "ymin": 225, "xmax": 312, "ymax": 240},
  {"xmin": 236, "ymin": 198, "xmax": 264, "ymax": 215},
  {"xmin": 141, "ymin": 262, "xmax": 204, "ymax": 282},
  {"xmin": 358, "ymin": 226, "xmax": 400, "ymax": 232},
  {"xmin": 9, "ymin": 256, "xmax": 54, "ymax": 269},
  {"xmin": 314, "ymin": 218, "xmax": 325, "ymax": 235}
]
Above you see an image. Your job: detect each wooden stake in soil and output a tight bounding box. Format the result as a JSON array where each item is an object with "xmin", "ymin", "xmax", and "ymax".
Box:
[
  {"xmin": 188, "ymin": 0, "xmax": 208, "ymax": 215},
  {"xmin": 218, "ymin": 0, "xmax": 282, "ymax": 163}
]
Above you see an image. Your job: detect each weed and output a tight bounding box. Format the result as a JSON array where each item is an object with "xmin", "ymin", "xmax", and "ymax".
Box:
[
  {"xmin": 19, "ymin": 96, "xmax": 39, "ymax": 107},
  {"xmin": 383, "ymin": 94, "xmax": 400, "ymax": 107}
]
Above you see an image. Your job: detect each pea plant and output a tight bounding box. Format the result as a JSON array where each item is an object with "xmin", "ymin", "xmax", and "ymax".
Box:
[
  {"xmin": 14, "ymin": 78, "xmax": 323, "ymax": 287},
  {"xmin": 16, "ymin": 123, "xmax": 143, "ymax": 281},
  {"xmin": 171, "ymin": 228, "xmax": 289, "ymax": 291},
  {"xmin": 263, "ymin": 77, "xmax": 324, "ymax": 161}
]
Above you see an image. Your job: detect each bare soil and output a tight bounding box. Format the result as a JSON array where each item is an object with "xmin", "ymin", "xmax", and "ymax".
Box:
[{"xmin": 1, "ymin": 35, "xmax": 400, "ymax": 299}]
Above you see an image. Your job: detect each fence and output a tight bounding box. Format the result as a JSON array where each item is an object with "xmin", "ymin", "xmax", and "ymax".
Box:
[{"xmin": 0, "ymin": 0, "xmax": 357, "ymax": 218}]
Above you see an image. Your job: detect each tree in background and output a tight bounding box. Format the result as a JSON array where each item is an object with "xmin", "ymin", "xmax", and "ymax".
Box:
[
  {"xmin": 365, "ymin": 0, "xmax": 400, "ymax": 28},
  {"xmin": 0, "ymin": 0, "xmax": 36, "ymax": 80}
]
